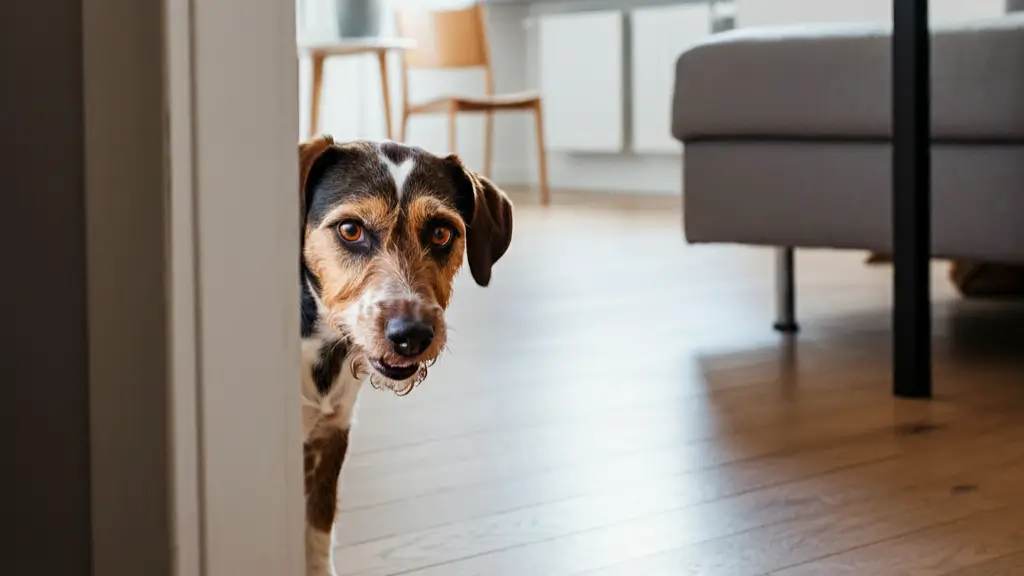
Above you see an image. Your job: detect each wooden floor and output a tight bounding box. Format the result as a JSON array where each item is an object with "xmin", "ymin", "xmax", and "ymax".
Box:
[{"xmin": 334, "ymin": 190, "xmax": 1024, "ymax": 576}]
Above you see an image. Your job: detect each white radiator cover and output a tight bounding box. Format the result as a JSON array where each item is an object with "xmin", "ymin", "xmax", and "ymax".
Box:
[
  {"xmin": 537, "ymin": 10, "xmax": 625, "ymax": 152},
  {"xmin": 631, "ymin": 3, "xmax": 712, "ymax": 154}
]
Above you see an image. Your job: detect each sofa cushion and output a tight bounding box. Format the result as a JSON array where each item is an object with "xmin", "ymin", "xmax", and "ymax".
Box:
[
  {"xmin": 672, "ymin": 15, "xmax": 1024, "ymax": 142},
  {"xmin": 682, "ymin": 142, "xmax": 1024, "ymax": 262}
]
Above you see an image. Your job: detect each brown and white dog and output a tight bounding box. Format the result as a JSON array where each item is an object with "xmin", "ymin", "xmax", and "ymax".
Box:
[{"xmin": 297, "ymin": 136, "xmax": 513, "ymax": 576}]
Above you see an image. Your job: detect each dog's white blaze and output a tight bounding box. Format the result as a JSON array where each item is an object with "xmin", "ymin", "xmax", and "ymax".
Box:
[{"xmin": 381, "ymin": 154, "xmax": 415, "ymax": 198}]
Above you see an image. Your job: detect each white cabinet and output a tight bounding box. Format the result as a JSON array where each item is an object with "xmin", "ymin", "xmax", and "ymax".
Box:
[
  {"xmin": 630, "ymin": 3, "xmax": 712, "ymax": 154},
  {"xmin": 538, "ymin": 10, "xmax": 625, "ymax": 152}
]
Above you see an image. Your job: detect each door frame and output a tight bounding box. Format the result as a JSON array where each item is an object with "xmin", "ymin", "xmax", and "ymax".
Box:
[
  {"xmin": 84, "ymin": 0, "xmax": 306, "ymax": 573},
  {"xmin": 164, "ymin": 0, "xmax": 306, "ymax": 573}
]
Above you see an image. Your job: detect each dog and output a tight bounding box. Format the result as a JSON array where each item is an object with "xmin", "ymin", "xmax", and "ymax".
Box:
[{"xmin": 297, "ymin": 136, "xmax": 513, "ymax": 576}]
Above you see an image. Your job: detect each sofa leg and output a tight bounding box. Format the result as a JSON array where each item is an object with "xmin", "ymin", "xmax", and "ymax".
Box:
[{"xmin": 773, "ymin": 247, "xmax": 799, "ymax": 333}]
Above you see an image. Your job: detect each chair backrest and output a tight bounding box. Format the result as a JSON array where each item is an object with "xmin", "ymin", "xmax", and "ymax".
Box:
[{"xmin": 395, "ymin": 4, "xmax": 490, "ymax": 70}]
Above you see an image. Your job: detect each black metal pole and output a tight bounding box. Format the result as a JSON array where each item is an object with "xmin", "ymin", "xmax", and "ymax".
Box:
[{"xmin": 892, "ymin": 0, "xmax": 932, "ymax": 398}]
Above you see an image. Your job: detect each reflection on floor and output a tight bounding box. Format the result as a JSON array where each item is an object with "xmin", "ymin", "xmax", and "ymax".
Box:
[{"xmin": 334, "ymin": 189, "xmax": 1024, "ymax": 576}]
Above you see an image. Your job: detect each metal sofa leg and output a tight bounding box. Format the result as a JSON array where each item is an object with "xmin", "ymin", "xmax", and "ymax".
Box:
[{"xmin": 773, "ymin": 247, "xmax": 799, "ymax": 333}]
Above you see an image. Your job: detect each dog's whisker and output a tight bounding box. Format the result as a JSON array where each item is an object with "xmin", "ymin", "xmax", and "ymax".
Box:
[
  {"xmin": 350, "ymin": 354, "xmax": 369, "ymax": 379},
  {"xmin": 367, "ymin": 372, "xmax": 385, "ymax": 391}
]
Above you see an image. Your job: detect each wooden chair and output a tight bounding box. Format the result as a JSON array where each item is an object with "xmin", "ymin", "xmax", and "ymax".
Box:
[{"xmin": 395, "ymin": 3, "xmax": 550, "ymax": 205}]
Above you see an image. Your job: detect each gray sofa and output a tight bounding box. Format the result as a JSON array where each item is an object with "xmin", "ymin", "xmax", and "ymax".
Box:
[{"xmin": 672, "ymin": 14, "xmax": 1024, "ymax": 330}]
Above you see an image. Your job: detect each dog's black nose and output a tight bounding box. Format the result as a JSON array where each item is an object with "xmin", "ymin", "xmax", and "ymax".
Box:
[{"xmin": 385, "ymin": 317, "xmax": 434, "ymax": 357}]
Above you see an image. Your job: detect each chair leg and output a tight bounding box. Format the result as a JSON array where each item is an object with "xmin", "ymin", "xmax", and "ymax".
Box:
[
  {"xmin": 309, "ymin": 54, "xmax": 325, "ymax": 139},
  {"xmin": 532, "ymin": 102, "xmax": 550, "ymax": 206},
  {"xmin": 483, "ymin": 111, "xmax": 494, "ymax": 179},
  {"xmin": 773, "ymin": 247, "xmax": 799, "ymax": 333},
  {"xmin": 448, "ymin": 105, "xmax": 457, "ymax": 155},
  {"xmin": 399, "ymin": 112, "xmax": 409, "ymax": 143}
]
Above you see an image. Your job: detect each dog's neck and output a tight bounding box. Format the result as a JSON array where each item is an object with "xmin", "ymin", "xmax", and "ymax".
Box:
[{"xmin": 300, "ymin": 264, "xmax": 366, "ymax": 440}]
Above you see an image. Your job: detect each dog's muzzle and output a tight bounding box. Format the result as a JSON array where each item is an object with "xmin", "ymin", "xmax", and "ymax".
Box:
[{"xmin": 366, "ymin": 313, "xmax": 436, "ymax": 381}]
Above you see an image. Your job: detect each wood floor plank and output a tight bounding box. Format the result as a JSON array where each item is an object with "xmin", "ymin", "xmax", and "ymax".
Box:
[
  {"xmin": 573, "ymin": 440, "xmax": 1024, "ymax": 576},
  {"xmin": 341, "ymin": 373, "xmax": 890, "ymax": 483},
  {"xmin": 342, "ymin": 362, "xmax": 885, "ymax": 474},
  {"xmin": 337, "ymin": 433, "xmax": 897, "ymax": 547},
  {"xmin": 339, "ymin": 394, "xmax": 940, "ymax": 512},
  {"xmin": 338, "ymin": 421, "xmax": 1024, "ymax": 575},
  {"xmin": 335, "ymin": 390, "xmax": 1024, "ymax": 545},
  {"xmin": 339, "ymin": 382, "xmax": 1024, "ymax": 513},
  {"xmin": 385, "ymin": 457, "xmax": 1024, "ymax": 576},
  {"xmin": 344, "ymin": 351, "xmax": 889, "ymax": 463},
  {"xmin": 769, "ymin": 504, "xmax": 1024, "ymax": 576},
  {"xmin": 941, "ymin": 550, "xmax": 1024, "ymax": 576}
]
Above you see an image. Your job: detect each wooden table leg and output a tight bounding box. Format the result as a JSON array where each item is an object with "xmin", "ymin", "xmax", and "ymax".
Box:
[
  {"xmin": 377, "ymin": 50, "xmax": 393, "ymax": 141},
  {"xmin": 448, "ymin": 102, "xmax": 457, "ymax": 155},
  {"xmin": 309, "ymin": 54, "xmax": 325, "ymax": 139},
  {"xmin": 892, "ymin": 0, "xmax": 932, "ymax": 398},
  {"xmin": 533, "ymin": 101, "xmax": 550, "ymax": 206},
  {"xmin": 483, "ymin": 111, "xmax": 494, "ymax": 179}
]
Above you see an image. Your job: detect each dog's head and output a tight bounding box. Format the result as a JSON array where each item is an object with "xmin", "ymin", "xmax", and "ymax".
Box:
[{"xmin": 298, "ymin": 137, "xmax": 513, "ymax": 393}]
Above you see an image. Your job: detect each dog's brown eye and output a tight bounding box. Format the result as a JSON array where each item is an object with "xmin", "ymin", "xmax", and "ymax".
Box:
[
  {"xmin": 430, "ymin": 226, "xmax": 453, "ymax": 247},
  {"xmin": 338, "ymin": 222, "xmax": 363, "ymax": 243}
]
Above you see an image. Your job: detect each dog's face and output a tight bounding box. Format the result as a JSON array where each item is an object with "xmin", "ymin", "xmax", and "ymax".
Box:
[{"xmin": 298, "ymin": 137, "xmax": 513, "ymax": 392}]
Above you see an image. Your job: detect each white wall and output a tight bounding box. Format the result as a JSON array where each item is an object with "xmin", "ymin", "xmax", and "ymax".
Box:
[{"xmin": 523, "ymin": 0, "xmax": 687, "ymax": 194}]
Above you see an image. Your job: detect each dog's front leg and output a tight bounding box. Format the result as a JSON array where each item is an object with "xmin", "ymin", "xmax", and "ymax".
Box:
[{"xmin": 304, "ymin": 427, "xmax": 349, "ymax": 576}]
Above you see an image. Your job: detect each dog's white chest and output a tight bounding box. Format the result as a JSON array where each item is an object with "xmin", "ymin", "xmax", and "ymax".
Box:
[{"xmin": 300, "ymin": 337, "xmax": 365, "ymax": 440}]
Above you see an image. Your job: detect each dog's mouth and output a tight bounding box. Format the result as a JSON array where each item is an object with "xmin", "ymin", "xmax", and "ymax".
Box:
[{"xmin": 369, "ymin": 358, "xmax": 420, "ymax": 381}]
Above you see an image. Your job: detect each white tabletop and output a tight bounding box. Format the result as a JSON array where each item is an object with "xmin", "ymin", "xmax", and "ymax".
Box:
[{"xmin": 297, "ymin": 36, "xmax": 416, "ymax": 56}]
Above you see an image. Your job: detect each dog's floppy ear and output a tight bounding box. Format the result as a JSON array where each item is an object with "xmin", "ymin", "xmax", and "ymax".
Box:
[
  {"xmin": 445, "ymin": 155, "xmax": 514, "ymax": 287},
  {"xmin": 297, "ymin": 135, "xmax": 337, "ymax": 229}
]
